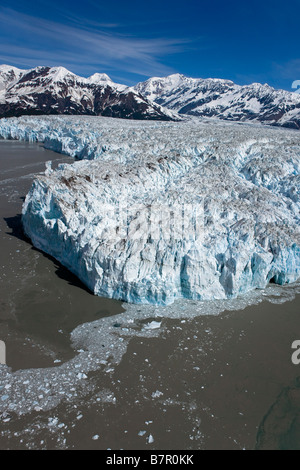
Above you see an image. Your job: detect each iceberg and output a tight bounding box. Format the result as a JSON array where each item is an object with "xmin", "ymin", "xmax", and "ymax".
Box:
[{"xmin": 0, "ymin": 115, "xmax": 299, "ymax": 305}]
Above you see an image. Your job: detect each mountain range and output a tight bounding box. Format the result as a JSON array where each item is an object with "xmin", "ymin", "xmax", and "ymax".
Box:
[
  {"xmin": 135, "ymin": 74, "xmax": 300, "ymax": 129},
  {"xmin": 0, "ymin": 65, "xmax": 176, "ymax": 121},
  {"xmin": 1, "ymin": 64, "xmax": 300, "ymax": 129}
]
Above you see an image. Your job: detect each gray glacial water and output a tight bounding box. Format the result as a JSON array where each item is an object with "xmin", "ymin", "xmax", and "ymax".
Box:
[{"xmin": 0, "ymin": 140, "xmax": 124, "ymax": 371}]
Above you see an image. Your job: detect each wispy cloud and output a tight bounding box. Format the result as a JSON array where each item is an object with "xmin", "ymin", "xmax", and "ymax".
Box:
[
  {"xmin": 0, "ymin": 7, "xmax": 194, "ymax": 80},
  {"xmin": 273, "ymin": 59, "xmax": 300, "ymax": 80}
]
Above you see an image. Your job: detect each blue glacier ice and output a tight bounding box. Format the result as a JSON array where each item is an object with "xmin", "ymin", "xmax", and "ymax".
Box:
[{"xmin": 0, "ymin": 115, "xmax": 299, "ymax": 305}]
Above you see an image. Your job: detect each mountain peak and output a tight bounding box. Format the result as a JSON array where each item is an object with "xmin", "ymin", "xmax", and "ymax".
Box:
[
  {"xmin": 167, "ymin": 73, "xmax": 186, "ymax": 80},
  {"xmin": 48, "ymin": 66, "xmax": 76, "ymax": 80},
  {"xmin": 0, "ymin": 64, "xmax": 26, "ymax": 73},
  {"xmin": 87, "ymin": 73, "xmax": 127, "ymax": 92},
  {"xmin": 88, "ymin": 72, "xmax": 111, "ymax": 83}
]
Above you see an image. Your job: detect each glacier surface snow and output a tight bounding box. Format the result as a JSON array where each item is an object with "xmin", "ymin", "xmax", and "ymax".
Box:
[{"xmin": 0, "ymin": 115, "xmax": 299, "ymax": 305}]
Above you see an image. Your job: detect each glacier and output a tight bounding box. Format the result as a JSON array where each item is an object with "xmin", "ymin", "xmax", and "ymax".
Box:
[{"xmin": 0, "ymin": 115, "xmax": 299, "ymax": 305}]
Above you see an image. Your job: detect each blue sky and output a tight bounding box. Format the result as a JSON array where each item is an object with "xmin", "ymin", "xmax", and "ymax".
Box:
[{"xmin": 0, "ymin": 0, "xmax": 299, "ymax": 91}]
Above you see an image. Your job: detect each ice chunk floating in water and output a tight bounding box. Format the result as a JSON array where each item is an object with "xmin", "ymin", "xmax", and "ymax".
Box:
[{"xmin": 0, "ymin": 115, "xmax": 299, "ymax": 305}]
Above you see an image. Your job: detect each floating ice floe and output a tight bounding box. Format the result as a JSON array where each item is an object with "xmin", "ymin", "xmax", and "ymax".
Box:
[{"xmin": 144, "ymin": 321, "xmax": 162, "ymax": 330}]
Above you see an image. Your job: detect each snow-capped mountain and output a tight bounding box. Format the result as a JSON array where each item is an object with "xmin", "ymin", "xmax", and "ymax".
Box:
[
  {"xmin": 2, "ymin": 65, "xmax": 300, "ymax": 128},
  {"xmin": 0, "ymin": 65, "xmax": 177, "ymax": 121},
  {"xmin": 135, "ymin": 74, "xmax": 300, "ymax": 129}
]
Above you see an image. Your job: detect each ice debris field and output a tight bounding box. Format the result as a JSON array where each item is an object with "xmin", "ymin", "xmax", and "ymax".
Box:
[
  {"xmin": 0, "ymin": 115, "xmax": 299, "ymax": 305},
  {"xmin": 0, "ymin": 281, "xmax": 299, "ymax": 418}
]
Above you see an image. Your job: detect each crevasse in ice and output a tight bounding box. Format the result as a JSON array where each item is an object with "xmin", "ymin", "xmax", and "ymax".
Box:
[{"xmin": 0, "ymin": 115, "xmax": 299, "ymax": 305}]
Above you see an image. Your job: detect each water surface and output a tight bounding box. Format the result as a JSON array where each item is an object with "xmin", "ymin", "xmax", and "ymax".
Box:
[{"xmin": 0, "ymin": 140, "xmax": 124, "ymax": 371}]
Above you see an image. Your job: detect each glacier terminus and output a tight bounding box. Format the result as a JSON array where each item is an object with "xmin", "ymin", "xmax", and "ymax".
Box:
[{"xmin": 0, "ymin": 115, "xmax": 299, "ymax": 305}]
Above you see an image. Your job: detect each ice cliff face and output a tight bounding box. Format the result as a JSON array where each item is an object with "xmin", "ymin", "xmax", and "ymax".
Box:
[{"xmin": 0, "ymin": 115, "xmax": 299, "ymax": 305}]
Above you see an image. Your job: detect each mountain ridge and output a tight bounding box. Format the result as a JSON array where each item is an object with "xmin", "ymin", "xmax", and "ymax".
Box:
[
  {"xmin": 1, "ymin": 65, "xmax": 300, "ymax": 128},
  {"xmin": 0, "ymin": 65, "xmax": 177, "ymax": 121},
  {"xmin": 134, "ymin": 73, "xmax": 300, "ymax": 129}
]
